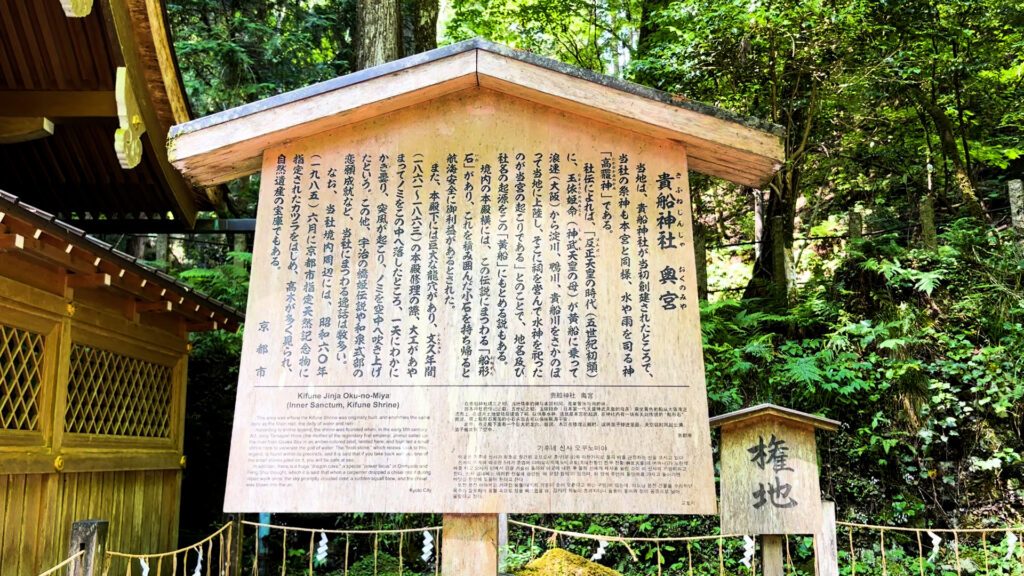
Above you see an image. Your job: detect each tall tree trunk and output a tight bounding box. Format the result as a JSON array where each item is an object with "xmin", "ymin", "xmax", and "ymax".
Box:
[
  {"xmin": 356, "ymin": 0, "xmax": 402, "ymax": 70},
  {"xmin": 634, "ymin": 0, "xmax": 669, "ymax": 86},
  {"xmin": 412, "ymin": 0, "xmax": 438, "ymax": 53},
  {"xmin": 743, "ymin": 170, "xmax": 798, "ymax": 301},
  {"xmin": 920, "ymin": 193, "xmax": 938, "ymax": 252},
  {"xmin": 909, "ymin": 86, "xmax": 985, "ymax": 220}
]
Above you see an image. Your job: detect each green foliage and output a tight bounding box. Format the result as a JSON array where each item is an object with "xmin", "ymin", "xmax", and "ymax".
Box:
[{"xmin": 701, "ymin": 223, "xmax": 1024, "ymax": 525}]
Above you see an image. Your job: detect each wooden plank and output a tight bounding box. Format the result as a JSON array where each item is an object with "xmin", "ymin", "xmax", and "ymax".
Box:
[
  {"xmin": 0, "ymin": 266, "xmax": 67, "ymax": 309},
  {"xmin": 0, "ymin": 91, "xmax": 117, "ymax": 117},
  {"xmin": 441, "ymin": 514, "xmax": 498, "ymax": 576},
  {"xmin": 1, "ymin": 474, "xmax": 26, "ymax": 576},
  {"xmin": 142, "ymin": 469, "xmax": 159, "ymax": 553},
  {"xmin": 815, "ymin": 501, "xmax": 839, "ymax": 576},
  {"xmin": 168, "ymin": 53, "xmax": 479, "ymax": 186},
  {"xmin": 0, "ymin": 475, "xmax": 7, "ymax": 571},
  {"xmin": 51, "ymin": 315, "xmax": 72, "ymax": 456},
  {"xmin": 117, "ymin": 472, "xmax": 137, "ymax": 561},
  {"xmin": 38, "ymin": 473, "xmax": 61, "ymax": 574},
  {"xmin": 2, "ymin": 451, "xmax": 181, "ymax": 474},
  {"xmin": 131, "ymin": 470, "xmax": 146, "ymax": 555},
  {"xmin": 107, "ymin": 471, "xmax": 125, "ymax": 553},
  {"xmin": 21, "ymin": 474, "xmax": 43, "ymax": 575},
  {"xmin": 57, "ymin": 474, "xmax": 77, "ymax": 567},
  {"xmin": 0, "ymin": 117, "xmax": 54, "ymax": 144}
]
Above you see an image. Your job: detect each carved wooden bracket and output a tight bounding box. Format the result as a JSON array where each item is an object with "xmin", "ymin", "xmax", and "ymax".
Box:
[
  {"xmin": 114, "ymin": 67, "xmax": 146, "ymax": 169},
  {"xmin": 0, "ymin": 117, "xmax": 54, "ymax": 143},
  {"xmin": 58, "ymin": 0, "xmax": 93, "ymax": 17}
]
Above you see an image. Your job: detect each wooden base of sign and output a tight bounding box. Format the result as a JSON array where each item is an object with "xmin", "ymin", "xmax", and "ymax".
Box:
[
  {"xmin": 441, "ymin": 514, "xmax": 499, "ymax": 576},
  {"xmin": 762, "ymin": 535, "xmax": 784, "ymax": 576},
  {"xmin": 815, "ymin": 501, "xmax": 839, "ymax": 576}
]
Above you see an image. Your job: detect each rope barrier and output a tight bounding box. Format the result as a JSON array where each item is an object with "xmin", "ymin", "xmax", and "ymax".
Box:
[
  {"xmin": 243, "ymin": 520, "xmax": 443, "ymax": 576},
  {"xmin": 508, "ymin": 518, "xmax": 752, "ymax": 564},
  {"xmin": 37, "ymin": 550, "xmax": 85, "ymax": 576},
  {"xmin": 842, "ymin": 521, "xmax": 1024, "ymax": 576},
  {"xmin": 104, "ymin": 523, "xmax": 232, "ymax": 560},
  {"xmin": 838, "ymin": 521, "xmax": 1024, "ymax": 534},
  {"xmin": 241, "ymin": 520, "xmax": 442, "ymax": 535}
]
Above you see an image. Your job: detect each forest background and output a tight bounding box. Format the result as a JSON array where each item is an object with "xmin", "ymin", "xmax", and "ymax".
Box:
[{"xmin": 156, "ymin": 0, "xmax": 1024, "ymax": 573}]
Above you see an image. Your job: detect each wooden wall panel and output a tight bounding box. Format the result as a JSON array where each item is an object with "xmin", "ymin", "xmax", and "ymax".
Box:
[{"xmin": 0, "ymin": 470, "xmax": 181, "ymax": 575}]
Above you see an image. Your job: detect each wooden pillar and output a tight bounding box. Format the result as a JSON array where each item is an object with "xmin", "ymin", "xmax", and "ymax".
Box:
[
  {"xmin": 1009, "ymin": 179, "xmax": 1023, "ymax": 235},
  {"xmin": 442, "ymin": 514, "xmax": 498, "ymax": 576},
  {"xmin": 497, "ymin": 513, "xmax": 509, "ymax": 569},
  {"xmin": 224, "ymin": 513, "xmax": 243, "ymax": 576},
  {"xmin": 694, "ymin": 220, "xmax": 708, "ymax": 302},
  {"xmin": 762, "ymin": 535, "xmax": 784, "ymax": 576},
  {"xmin": 815, "ymin": 501, "xmax": 839, "ymax": 576},
  {"xmin": 68, "ymin": 519, "xmax": 107, "ymax": 576}
]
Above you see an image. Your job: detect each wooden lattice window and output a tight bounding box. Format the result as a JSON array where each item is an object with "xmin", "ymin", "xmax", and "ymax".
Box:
[
  {"xmin": 0, "ymin": 323, "xmax": 45, "ymax": 431},
  {"xmin": 65, "ymin": 344, "xmax": 173, "ymax": 438}
]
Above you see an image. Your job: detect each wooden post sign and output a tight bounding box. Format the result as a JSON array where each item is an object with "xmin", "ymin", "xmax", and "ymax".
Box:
[
  {"xmin": 167, "ymin": 39, "xmax": 785, "ymax": 515},
  {"xmin": 710, "ymin": 404, "xmax": 840, "ymax": 535}
]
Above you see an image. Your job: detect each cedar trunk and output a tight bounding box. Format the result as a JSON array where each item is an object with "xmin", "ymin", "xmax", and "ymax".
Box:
[
  {"xmin": 356, "ymin": 0, "xmax": 402, "ymax": 70},
  {"xmin": 412, "ymin": 0, "xmax": 439, "ymax": 53}
]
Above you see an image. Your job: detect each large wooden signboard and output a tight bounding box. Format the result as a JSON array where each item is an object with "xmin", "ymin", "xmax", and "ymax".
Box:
[{"xmin": 224, "ymin": 89, "xmax": 716, "ymax": 513}]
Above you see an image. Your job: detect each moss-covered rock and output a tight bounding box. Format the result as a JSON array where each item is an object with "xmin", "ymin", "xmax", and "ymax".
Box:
[{"xmin": 511, "ymin": 548, "xmax": 622, "ymax": 576}]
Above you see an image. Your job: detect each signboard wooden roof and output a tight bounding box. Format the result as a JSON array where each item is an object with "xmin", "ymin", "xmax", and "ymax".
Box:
[
  {"xmin": 710, "ymin": 403, "xmax": 841, "ymax": 431},
  {"xmin": 169, "ymin": 38, "xmax": 785, "ymax": 189}
]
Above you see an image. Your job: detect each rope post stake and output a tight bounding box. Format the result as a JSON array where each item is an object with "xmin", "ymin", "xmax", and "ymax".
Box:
[
  {"xmin": 441, "ymin": 514, "xmax": 498, "ymax": 576},
  {"xmin": 68, "ymin": 519, "xmax": 108, "ymax": 576},
  {"xmin": 815, "ymin": 501, "xmax": 840, "ymax": 576}
]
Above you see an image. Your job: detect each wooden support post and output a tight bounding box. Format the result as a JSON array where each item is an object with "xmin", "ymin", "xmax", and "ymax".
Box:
[
  {"xmin": 694, "ymin": 220, "xmax": 708, "ymax": 302},
  {"xmin": 224, "ymin": 513, "xmax": 243, "ymax": 576},
  {"xmin": 498, "ymin": 513, "xmax": 509, "ymax": 569},
  {"xmin": 1009, "ymin": 179, "xmax": 1023, "ymax": 235},
  {"xmin": 762, "ymin": 535, "xmax": 784, "ymax": 576},
  {"xmin": 815, "ymin": 501, "xmax": 839, "ymax": 576},
  {"xmin": 442, "ymin": 514, "xmax": 498, "ymax": 576},
  {"xmin": 68, "ymin": 519, "xmax": 108, "ymax": 576}
]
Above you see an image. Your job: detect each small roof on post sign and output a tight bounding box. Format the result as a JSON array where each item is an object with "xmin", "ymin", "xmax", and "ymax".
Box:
[
  {"xmin": 168, "ymin": 38, "xmax": 785, "ymax": 188},
  {"xmin": 709, "ymin": 403, "xmax": 841, "ymax": 431}
]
